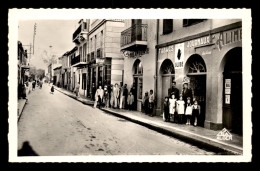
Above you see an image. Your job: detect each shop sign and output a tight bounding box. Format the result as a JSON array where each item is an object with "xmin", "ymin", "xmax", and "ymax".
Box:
[
  {"xmin": 159, "ymin": 45, "xmax": 174, "ymax": 54},
  {"xmin": 187, "ymin": 36, "xmax": 211, "ymax": 48},
  {"xmin": 175, "ymin": 43, "xmax": 184, "ymax": 69},
  {"xmin": 225, "ymin": 95, "xmax": 231, "ymax": 104},
  {"xmin": 122, "ymin": 48, "xmax": 149, "ymax": 58},
  {"xmin": 96, "ymin": 58, "xmax": 105, "ymax": 64},
  {"xmin": 215, "ymin": 28, "xmax": 242, "ymax": 51}
]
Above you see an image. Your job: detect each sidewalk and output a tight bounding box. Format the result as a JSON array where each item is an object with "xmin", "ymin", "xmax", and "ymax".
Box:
[
  {"xmin": 18, "ymin": 98, "xmax": 27, "ymax": 121},
  {"xmin": 52, "ymin": 85, "xmax": 243, "ymax": 155}
]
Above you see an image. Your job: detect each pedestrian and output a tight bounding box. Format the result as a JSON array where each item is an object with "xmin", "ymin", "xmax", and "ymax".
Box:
[
  {"xmin": 192, "ymin": 100, "xmax": 201, "ymax": 127},
  {"xmin": 32, "ymin": 80, "xmax": 36, "ymax": 90},
  {"xmin": 94, "ymin": 85, "xmax": 104, "ymax": 109},
  {"xmin": 185, "ymin": 97, "xmax": 192, "ymax": 125},
  {"xmin": 113, "ymin": 83, "xmax": 120, "ymax": 108},
  {"xmin": 107, "ymin": 83, "xmax": 112, "ymax": 107},
  {"xmin": 163, "ymin": 96, "xmax": 170, "ymax": 122},
  {"xmin": 123, "ymin": 84, "xmax": 128, "ymax": 109},
  {"xmin": 110, "ymin": 84, "xmax": 114, "ymax": 108},
  {"xmin": 103, "ymin": 85, "xmax": 109, "ymax": 108},
  {"xmin": 168, "ymin": 81, "xmax": 180, "ymax": 100},
  {"xmin": 176, "ymin": 95, "xmax": 185, "ymax": 124},
  {"xmin": 169, "ymin": 93, "xmax": 177, "ymax": 122},
  {"xmin": 127, "ymin": 91, "xmax": 134, "ymax": 110},
  {"xmin": 148, "ymin": 89, "xmax": 154, "ymax": 116},
  {"xmin": 39, "ymin": 80, "xmax": 43, "ymax": 89},
  {"xmin": 51, "ymin": 85, "xmax": 54, "ymax": 94},
  {"xmin": 119, "ymin": 84, "xmax": 124, "ymax": 109},
  {"xmin": 182, "ymin": 82, "xmax": 193, "ymax": 105},
  {"xmin": 130, "ymin": 83, "xmax": 137, "ymax": 110},
  {"xmin": 22, "ymin": 84, "xmax": 27, "ymax": 99},
  {"xmin": 75, "ymin": 83, "xmax": 80, "ymax": 97},
  {"xmin": 142, "ymin": 91, "xmax": 149, "ymax": 114},
  {"xmin": 91, "ymin": 83, "xmax": 96, "ymax": 101}
]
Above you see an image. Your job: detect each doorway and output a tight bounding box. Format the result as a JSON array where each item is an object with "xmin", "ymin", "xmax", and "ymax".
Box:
[
  {"xmin": 185, "ymin": 54, "xmax": 207, "ymax": 127},
  {"xmin": 222, "ymin": 47, "xmax": 242, "ymax": 135},
  {"xmin": 132, "ymin": 59, "xmax": 143, "ymax": 111},
  {"xmin": 160, "ymin": 59, "xmax": 175, "ymax": 114}
]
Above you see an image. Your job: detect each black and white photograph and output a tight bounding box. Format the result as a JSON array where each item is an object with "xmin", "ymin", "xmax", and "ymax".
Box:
[{"xmin": 8, "ymin": 9, "xmax": 252, "ymax": 162}]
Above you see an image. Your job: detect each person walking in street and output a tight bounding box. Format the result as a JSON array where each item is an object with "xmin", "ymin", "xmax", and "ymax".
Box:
[
  {"xmin": 168, "ymin": 81, "xmax": 180, "ymax": 100},
  {"xmin": 91, "ymin": 83, "xmax": 96, "ymax": 101},
  {"xmin": 148, "ymin": 89, "xmax": 155, "ymax": 116},
  {"xmin": 50, "ymin": 85, "xmax": 54, "ymax": 94},
  {"xmin": 192, "ymin": 100, "xmax": 201, "ymax": 127},
  {"xmin": 75, "ymin": 83, "xmax": 80, "ymax": 97},
  {"xmin": 127, "ymin": 91, "xmax": 134, "ymax": 110},
  {"xmin": 142, "ymin": 91, "xmax": 149, "ymax": 114},
  {"xmin": 176, "ymin": 95, "xmax": 185, "ymax": 124},
  {"xmin": 103, "ymin": 85, "xmax": 109, "ymax": 108},
  {"xmin": 163, "ymin": 96, "xmax": 170, "ymax": 122},
  {"xmin": 169, "ymin": 93, "xmax": 177, "ymax": 122},
  {"xmin": 113, "ymin": 83, "xmax": 120, "ymax": 108},
  {"xmin": 185, "ymin": 97, "xmax": 193, "ymax": 125},
  {"xmin": 32, "ymin": 80, "xmax": 36, "ymax": 90},
  {"xmin": 94, "ymin": 85, "xmax": 104, "ymax": 109}
]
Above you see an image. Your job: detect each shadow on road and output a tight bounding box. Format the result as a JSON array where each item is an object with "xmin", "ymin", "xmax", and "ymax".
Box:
[{"xmin": 18, "ymin": 141, "xmax": 39, "ymax": 156}]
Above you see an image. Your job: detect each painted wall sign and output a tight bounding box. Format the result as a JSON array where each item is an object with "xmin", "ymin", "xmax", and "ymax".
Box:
[
  {"xmin": 201, "ymin": 50, "xmax": 212, "ymax": 56},
  {"xmin": 187, "ymin": 36, "xmax": 211, "ymax": 48},
  {"xmin": 215, "ymin": 28, "xmax": 242, "ymax": 51},
  {"xmin": 175, "ymin": 43, "xmax": 184, "ymax": 69},
  {"xmin": 122, "ymin": 48, "xmax": 149, "ymax": 57},
  {"xmin": 159, "ymin": 45, "xmax": 174, "ymax": 54},
  {"xmin": 96, "ymin": 58, "xmax": 105, "ymax": 64}
]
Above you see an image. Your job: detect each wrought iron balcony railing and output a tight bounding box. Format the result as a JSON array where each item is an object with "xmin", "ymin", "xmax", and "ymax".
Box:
[
  {"xmin": 71, "ymin": 54, "xmax": 87, "ymax": 66},
  {"xmin": 121, "ymin": 24, "xmax": 148, "ymax": 47}
]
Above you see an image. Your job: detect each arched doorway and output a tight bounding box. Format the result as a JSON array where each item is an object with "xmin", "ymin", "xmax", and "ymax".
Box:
[
  {"xmin": 185, "ymin": 54, "xmax": 207, "ymax": 127},
  {"xmin": 222, "ymin": 47, "xmax": 242, "ymax": 135},
  {"xmin": 160, "ymin": 59, "xmax": 175, "ymax": 113},
  {"xmin": 132, "ymin": 59, "xmax": 143, "ymax": 111}
]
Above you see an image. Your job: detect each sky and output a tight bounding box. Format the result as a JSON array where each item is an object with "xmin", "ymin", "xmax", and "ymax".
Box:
[{"xmin": 18, "ymin": 20, "xmax": 79, "ymax": 71}]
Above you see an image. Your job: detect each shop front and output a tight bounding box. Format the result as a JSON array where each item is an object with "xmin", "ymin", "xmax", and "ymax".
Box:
[{"xmin": 157, "ymin": 24, "xmax": 242, "ymax": 132}]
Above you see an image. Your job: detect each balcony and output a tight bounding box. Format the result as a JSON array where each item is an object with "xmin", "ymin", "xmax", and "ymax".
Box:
[
  {"xmin": 71, "ymin": 55, "xmax": 87, "ymax": 67},
  {"xmin": 72, "ymin": 24, "xmax": 88, "ymax": 44},
  {"xmin": 121, "ymin": 24, "xmax": 148, "ymax": 51}
]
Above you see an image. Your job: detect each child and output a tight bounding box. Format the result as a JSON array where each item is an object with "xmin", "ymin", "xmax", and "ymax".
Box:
[
  {"xmin": 176, "ymin": 95, "xmax": 185, "ymax": 124},
  {"xmin": 163, "ymin": 96, "xmax": 170, "ymax": 122},
  {"xmin": 169, "ymin": 93, "xmax": 177, "ymax": 122},
  {"xmin": 127, "ymin": 91, "xmax": 134, "ymax": 110},
  {"xmin": 192, "ymin": 100, "xmax": 201, "ymax": 126},
  {"xmin": 50, "ymin": 85, "xmax": 54, "ymax": 94},
  {"xmin": 148, "ymin": 89, "xmax": 154, "ymax": 116},
  {"xmin": 185, "ymin": 97, "xmax": 192, "ymax": 125}
]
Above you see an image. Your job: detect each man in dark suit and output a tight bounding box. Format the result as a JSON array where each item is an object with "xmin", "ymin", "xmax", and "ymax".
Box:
[
  {"xmin": 168, "ymin": 81, "xmax": 180, "ymax": 100},
  {"xmin": 182, "ymin": 83, "xmax": 193, "ymax": 104}
]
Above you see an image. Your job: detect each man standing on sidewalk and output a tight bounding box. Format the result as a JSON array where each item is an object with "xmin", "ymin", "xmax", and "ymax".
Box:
[
  {"xmin": 168, "ymin": 81, "xmax": 180, "ymax": 100},
  {"xmin": 94, "ymin": 85, "xmax": 104, "ymax": 109},
  {"xmin": 113, "ymin": 83, "xmax": 119, "ymax": 108}
]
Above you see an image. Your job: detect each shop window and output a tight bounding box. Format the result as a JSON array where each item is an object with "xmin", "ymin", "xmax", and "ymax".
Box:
[
  {"xmin": 163, "ymin": 19, "xmax": 173, "ymax": 34},
  {"xmin": 161, "ymin": 60, "xmax": 175, "ymax": 74},
  {"xmin": 183, "ymin": 19, "xmax": 206, "ymax": 27},
  {"xmin": 188, "ymin": 61, "xmax": 206, "ymax": 73},
  {"xmin": 138, "ymin": 77, "xmax": 143, "ymax": 99},
  {"xmin": 134, "ymin": 61, "xmax": 143, "ymax": 75}
]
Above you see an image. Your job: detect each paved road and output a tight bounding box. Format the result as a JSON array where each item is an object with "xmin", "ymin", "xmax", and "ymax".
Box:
[{"xmin": 18, "ymin": 84, "xmax": 215, "ymax": 156}]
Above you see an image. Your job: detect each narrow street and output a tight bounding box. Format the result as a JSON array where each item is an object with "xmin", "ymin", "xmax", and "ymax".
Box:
[{"xmin": 18, "ymin": 83, "xmax": 215, "ymax": 156}]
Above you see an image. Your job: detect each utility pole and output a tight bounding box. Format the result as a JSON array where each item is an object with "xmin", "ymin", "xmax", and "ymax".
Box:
[{"xmin": 33, "ymin": 23, "xmax": 37, "ymax": 54}]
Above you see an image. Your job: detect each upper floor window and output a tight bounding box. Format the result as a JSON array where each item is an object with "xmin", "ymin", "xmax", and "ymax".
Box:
[
  {"xmin": 183, "ymin": 19, "xmax": 206, "ymax": 27},
  {"xmin": 100, "ymin": 30, "xmax": 103, "ymax": 48},
  {"xmin": 163, "ymin": 19, "xmax": 173, "ymax": 35},
  {"xmin": 83, "ymin": 22, "xmax": 87, "ymax": 30}
]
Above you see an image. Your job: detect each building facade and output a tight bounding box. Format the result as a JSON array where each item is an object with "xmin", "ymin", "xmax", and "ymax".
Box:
[
  {"xmin": 155, "ymin": 19, "xmax": 242, "ymax": 134},
  {"xmin": 71, "ymin": 19, "xmax": 126, "ymax": 98},
  {"xmin": 121, "ymin": 19, "xmax": 157, "ymax": 111}
]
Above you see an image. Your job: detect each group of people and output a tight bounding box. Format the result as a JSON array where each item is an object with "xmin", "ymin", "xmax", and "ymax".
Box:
[
  {"xmin": 92, "ymin": 82, "xmax": 136, "ymax": 110},
  {"xmin": 163, "ymin": 81, "xmax": 200, "ymax": 126},
  {"xmin": 142, "ymin": 89, "xmax": 155, "ymax": 116}
]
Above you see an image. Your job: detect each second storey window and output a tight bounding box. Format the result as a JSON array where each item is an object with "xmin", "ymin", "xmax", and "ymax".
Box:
[
  {"xmin": 163, "ymin": 19, "xmax": 173, "ymax": 35},
  {"xmin": 183, "ymin": 19, "xmax": 206, "ymax": 27}
]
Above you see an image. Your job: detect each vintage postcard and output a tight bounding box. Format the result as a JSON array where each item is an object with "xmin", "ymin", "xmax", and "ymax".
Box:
[{"xmin": 8, "ymin": 9, "xmax": 252, "ymax": 162}]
